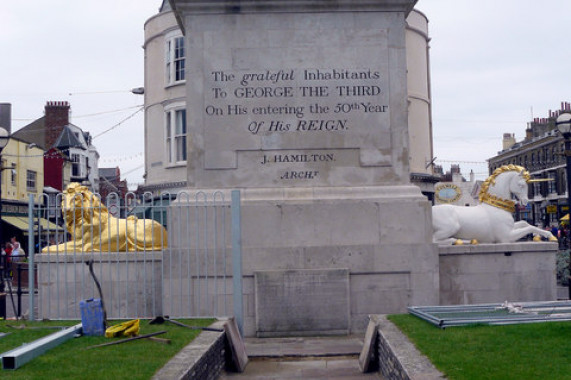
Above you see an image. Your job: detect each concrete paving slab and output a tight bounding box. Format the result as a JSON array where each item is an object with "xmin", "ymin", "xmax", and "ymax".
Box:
[
  {"xmin": 220, "ymin": 358, "xmax": 381, "ymax": 379},
  {"xmin": 244, "ymin": 335, "xmax": 364, "ymax": 358},
  {"xmin": 219, "ymin": 335, "xmax": 381, "ymax": 379}
]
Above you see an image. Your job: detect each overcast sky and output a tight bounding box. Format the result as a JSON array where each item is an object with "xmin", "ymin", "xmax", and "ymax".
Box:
[
  {"xmin": 0, "ymin": 1, "xmax": 159, "ymax": 189},
  {"xmin": 1, "ymin": 1, "xmax": 570, "ymax": 189},
  {"xmin": 417, "ymin": 0, "xmax": 571, "ymax": 179}
]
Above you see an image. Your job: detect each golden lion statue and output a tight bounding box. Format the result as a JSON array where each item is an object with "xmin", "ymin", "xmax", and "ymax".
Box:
[{"xmin": 43, "ymin": 183, "xmax": 167, "ymax": 253}]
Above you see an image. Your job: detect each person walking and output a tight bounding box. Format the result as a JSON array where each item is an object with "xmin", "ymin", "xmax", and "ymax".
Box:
[{"xmin": 10, "ymin": 237, "xmax": 22, "ymax": 263}]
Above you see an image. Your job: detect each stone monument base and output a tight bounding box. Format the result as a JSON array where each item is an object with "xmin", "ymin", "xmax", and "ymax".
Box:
[
  {"xmin": 439, "ymin": 242, "xmax": 557, "ymax": 304},
  {"xmin": 173, "ymin": 185, "xmax": 439, "ymax": 337}
]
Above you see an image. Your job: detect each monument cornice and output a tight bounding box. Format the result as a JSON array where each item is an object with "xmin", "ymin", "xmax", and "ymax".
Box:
[
  {"xmin": 168, "ymin": 185, "xmax": 426, "ymax": 204},
  {"xmin": 170, "ymin": 0, "xmax": 417, "ymax": 32}
]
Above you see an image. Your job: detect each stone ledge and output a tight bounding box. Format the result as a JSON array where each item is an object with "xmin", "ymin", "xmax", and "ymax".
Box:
[
  {"xmin": 35, "ymin": 251, "xmax": 163, "ymax": 263},
  {"xmin": 152, "ymin": 319, "xmax": 227, "ymax": 380},
  {"xmin": 438, "ymin": 242, "xmax": 557, "ymax": 255},
  {"xmin": 373, "ymin": 314, "xmax": 444, "ymax": 380},
  {"xmin": 170, "ymin": 0, "xmax": 417, "ymax": 16},
  {"xmin": 170, "ymin": 185, "xmax": 428, "ymax": 205}
]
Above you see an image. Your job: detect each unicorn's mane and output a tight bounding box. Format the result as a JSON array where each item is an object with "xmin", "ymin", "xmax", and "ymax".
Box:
[{"xmin": 478, "ymin": 164, "xmax": 530, "ymax": 202}]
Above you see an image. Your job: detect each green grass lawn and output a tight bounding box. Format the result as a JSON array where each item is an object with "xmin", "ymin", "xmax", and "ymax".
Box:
[
  {"xmin": 389, "ymin": 314, "xmax": 571, "ymax": 380},
  {"xmin": 0, "ymin": 318, "xmax": 215, "ymax": 379}
]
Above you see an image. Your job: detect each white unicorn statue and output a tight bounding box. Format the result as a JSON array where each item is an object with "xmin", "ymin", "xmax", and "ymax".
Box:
[{"xmin": 432, "ymin": 164, "xmax": 558, "ymax": 245}]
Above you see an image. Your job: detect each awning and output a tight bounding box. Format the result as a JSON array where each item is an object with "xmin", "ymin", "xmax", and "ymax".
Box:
[
  {"xmin": 2, "ymin": 216, "xmax": 65, "ymax": 234},
  {"xmin": 561, "ymin": 214, "xmax": 569, "ymax": 221}
]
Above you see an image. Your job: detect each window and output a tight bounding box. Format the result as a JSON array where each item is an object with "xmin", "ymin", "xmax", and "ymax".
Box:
[
  {"xmin": 548, "ymin": 172, "xmax": 557, "ymax": 194},
  {"xmin": 26, "ymin": 170, "xmax": 37, "ymax": 191},
  {"xmin": 166, "ymin": 109, "xmax": 187, "ymax": 164},
  {"xmin": 166, "ymin": 36, "xmax": 185, "ymax": 84},
  {"xmin": 10, "ymin": 163, "xmax": 16, "ymax": 186},
  {"xmin": 533, "ymin": 182, "xmax": 541, "ymax": 197},
  {"xmin": 71, "ymin": 154, "xmax": 81, "ymax": 177}
]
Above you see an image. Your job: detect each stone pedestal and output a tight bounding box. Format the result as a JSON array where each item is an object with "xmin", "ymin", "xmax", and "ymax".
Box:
[
  {"xmin": 171, "ymin": 186, "xmax": 439, "ymax": 336},
  {"xmin": 170, "ymin": 0, "xmax": 436, "ymax": 336},
  {"xmin": 439, "ymin": 243, "xmax": 558, "ymax": 304}
]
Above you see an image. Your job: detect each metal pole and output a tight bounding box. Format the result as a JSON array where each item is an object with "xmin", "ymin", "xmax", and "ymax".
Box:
[
  {"xmin": 17, "ymin": 263, "xmax": 22, "ymax": 317},
  {"xmin": 0, "ymin": 157, "xmax": 4, "ymax": 295},
  {"xmin": 1, "ymin": 323, "xmax": 83, "ymax": 370},
  {"xmin": 231, "ymin": 190, "xmax": 243, "ymax": 335},
  {"xmin": 565, "ymin": 138, "xmax": 571, "ymax": 300},
  {"xmin": 28, "ymin": 193, "xmax": 35, "ymax": 320},
  {"xmin": 0, "ymin": 155, "xmax": 4, "ymax": 320}
]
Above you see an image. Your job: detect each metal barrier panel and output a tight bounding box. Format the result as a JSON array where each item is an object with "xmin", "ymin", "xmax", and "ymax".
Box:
[
  {"xmin": 162, "ymin": 191, "xmax": 233, "ymax": 320},
  {"xmin": 27, "ymin": 189, "xmax": 241, "ymax": 326}
]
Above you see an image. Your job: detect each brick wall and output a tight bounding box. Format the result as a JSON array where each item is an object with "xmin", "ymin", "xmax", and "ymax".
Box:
[
  {"xmin": 376, "ymin": 322, "xmax": 410, "ymax": 380},
  {"xmin": 152, "ymin": 321, "xmax": 228, "ymax": 380},
  {"xmin": 183, "ymin": 333, "xmax": 226, "ymax": 380},
  {"xmin": 373, "ymin": 315, "xmax": 444, "ymax": 380}
]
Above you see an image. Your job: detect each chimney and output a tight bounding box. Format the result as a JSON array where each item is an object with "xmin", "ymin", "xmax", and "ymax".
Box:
[
  {"xmin": 45, "ymin": 101, "xmax": 70, "ymax": 149},
  {"xmin": 525, "ymin": 127, "xmax": 533, "ymax": 141},
  {"xmin": 451, "ymin": 164, "xmax": 462, "ymax": 183},
  {"xmin": 502, "ymin": 133, "xmax": 516, "ymax": 150},
  {"xmin": 0, "ymin": 103, "xmax": 11, "ymax": 133}
]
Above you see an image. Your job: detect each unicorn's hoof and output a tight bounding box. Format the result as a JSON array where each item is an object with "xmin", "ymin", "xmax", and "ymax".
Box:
[
  {"xmin": 470, "ymin": 239, "xmax": 479, "ymax": 245},
  {"xmin": 453, "ymin": 239, "xmax": 464, "ymax": 245},
  {"xmin": 533, "ymin": 235, "xmax": 542, "ymax": 242},
  {"xmin": 549, "ymin": 236, "xmax": 558, "ymax": 242}
]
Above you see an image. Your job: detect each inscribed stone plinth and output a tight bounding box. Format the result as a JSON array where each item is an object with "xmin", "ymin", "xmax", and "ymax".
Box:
[
  {"xmin": 255, "ymin": 269, "xmax": 350, "ymax": 337},
  {"xmin": 176, "ymin": 0, "xmax": 415, "ymax": 187}
]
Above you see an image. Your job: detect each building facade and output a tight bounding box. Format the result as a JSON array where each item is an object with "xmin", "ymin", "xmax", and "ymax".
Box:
[
  {"xmin": 433, "ymin": 164, "xmax": 480, "ymax": 207},
  {"xmin": 406, "ymin": 9, "xmax": 440, "ymax": 199},
  {"xmin": 13, "ymin": 101, "xmax": 100, "ymax": 193},
  {"xmin": 488, "ymin": 102, "xmax": 571, "ymax": 227},
  {"xmin": 99, "ymin": 167, "xmax": 129, "ymax": 217},
  {"xmin": 141, "ymin": 0, "xmax": 188, "ymax": 195},
  {"xmin": 0, "ymin": 103, "xmax": 46, "ymax": 251},
  {"xmin": 141, "ymin": 2, "xmax": 437, "ymax": 196}
]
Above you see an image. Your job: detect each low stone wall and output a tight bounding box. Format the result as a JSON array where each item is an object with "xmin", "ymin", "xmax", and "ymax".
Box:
[
  {"xmin": 373, "ymin": 315, "xmax": 443, "ymax": 380},
  {"xmin": 439, "ymin": 242, "xmax": 557, "ymax": 305},
  {"xmin": 35, "ymin": 252, "xmax": 163, "ymax": 319},
  {"xmin": 152, "ymin": 320, "xmax": 227, "ymax": 380}
]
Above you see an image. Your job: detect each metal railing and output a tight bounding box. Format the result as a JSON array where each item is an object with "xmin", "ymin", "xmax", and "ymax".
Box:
[{"xmin": 24, "ymin": 189, "xmax": 242, "ymax": 331}]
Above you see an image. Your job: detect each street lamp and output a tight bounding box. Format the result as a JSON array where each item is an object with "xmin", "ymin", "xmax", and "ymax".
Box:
[
  {"xmin": 0, "ymin": 126, "xmax": 9, "ymax": 297},
  {"xmin": 556, "ymin": 113, "xmax": 571, "ymax": 299}
]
